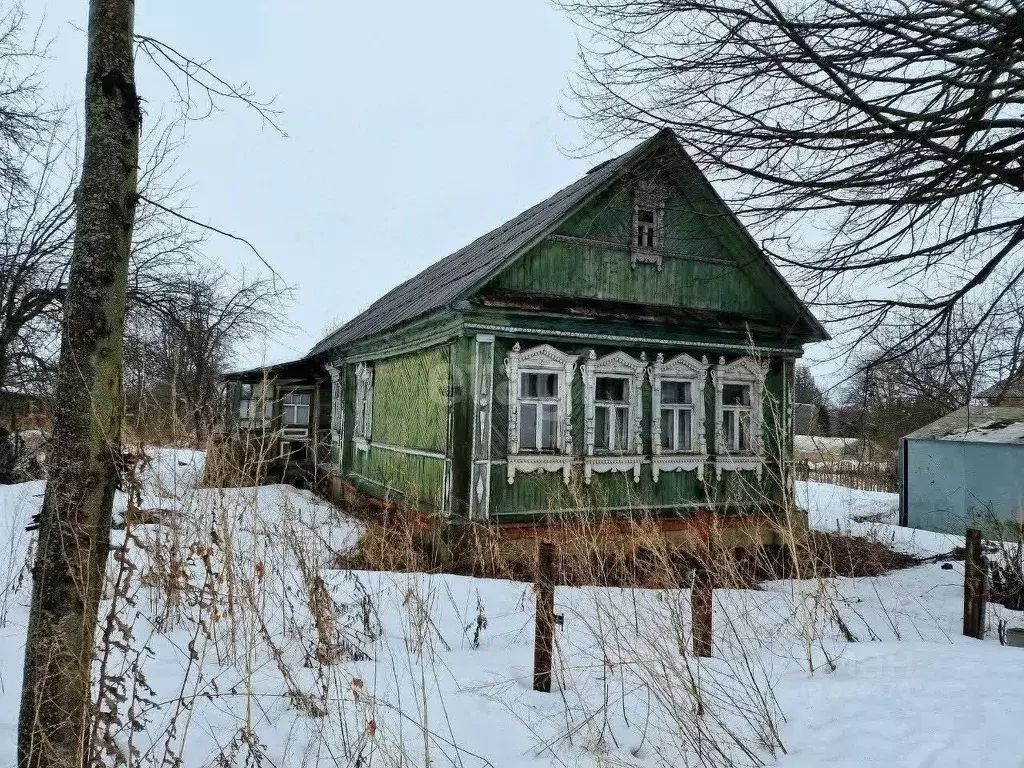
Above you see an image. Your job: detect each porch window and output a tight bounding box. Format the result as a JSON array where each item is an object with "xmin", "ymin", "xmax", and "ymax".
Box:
[
  {"xmin": 238, "ymin": 383, "xmax": 255, "ymax": 422},
  {"xmin": 238, "ymin": 383, "xmax": 271, "ymax": 424},
  {"xmin": 594, "ymin": 376, "xmax": 630, "ymax": 452},
  {"xmin": 518, "ymin": 371, "xmax": 560, "ymax": 452},
  {"xmin": 282, "ymin": 392, "xmax": 311, "ymax": 426}
]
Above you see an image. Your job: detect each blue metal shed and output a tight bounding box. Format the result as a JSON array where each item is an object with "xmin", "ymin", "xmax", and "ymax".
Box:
[{"xmin": 900, "ymin": 406, "xmax": 1024, "ymax": 536}]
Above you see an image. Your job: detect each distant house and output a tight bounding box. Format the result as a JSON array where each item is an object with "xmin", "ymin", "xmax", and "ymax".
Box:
[
  {"xmin": 900, "ymin": 406, "xmax": 1024, "ymax": 536},
  {"xmin": 221, "ymin": 130, "xmax": 827, "ymax": 545},
  {"xmin": 977, "ymin": 378, "xmax": 1024, "ymax": 407}
]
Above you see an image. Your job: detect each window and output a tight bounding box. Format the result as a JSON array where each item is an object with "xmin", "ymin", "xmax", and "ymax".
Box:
[
  {"xmin": 282, "ymin": 392, "xmax": 311, "ymax": 426},
  {"xmin": 238, "ymin": 383, "xmax": 255, "ymax": 421},
  {"xmin": 631, "ymin": 184, "xmax": 664, "ymax": 268},
  {"xmin": 660, "ymin": 380, "xmax": 693, "ymax": 452},
  {"xmin": 582, "ymin": 350, "xmax": 646, "ymax": 483},
  {"xmin": 354, "ymin": 363, "xmax": 374, "ymax": 446},
  {"xmin": 594, "ymin": 376, "xmax": 630, "ymax": 452},
  {"xmin": 720, "ymin": 383, "xmax": 752, "ymax": 453},
  {"xmin": 636, "ymin": 207, "xmax": 656, "ymax": 249},
  {"xmin": 649, "ymin": 352, "xmax": 708, "ymax": 482},
  {"xmin": 518, "ymin": 372, "xmax": 560, "ymax": 452},
  {"xmin": 505, "ymin": 343, "xmax": 576, "ymax": 484},
  {"xmin": 237, "ymin": 382, "xmax": 271, "ymax": 424},
  {"xmin": 712, "ymin": 356, "xmax": 768, "ymax": 480}
]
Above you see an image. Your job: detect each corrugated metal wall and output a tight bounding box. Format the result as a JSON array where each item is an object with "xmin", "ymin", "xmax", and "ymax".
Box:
[{"xmin": 904, "ymin": 439, "xmax": 1024, "ymax": 536}]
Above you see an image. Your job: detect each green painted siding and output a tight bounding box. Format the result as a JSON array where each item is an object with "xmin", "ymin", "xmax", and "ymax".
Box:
[
  {"xmin": 338, "ymin": 344, "xmax": 454, "ymax": 512},
  {"xmin": 484, "ymin": 336, "xmax": 788, "ymax": 520},
  {"xmin": 350, "ymin": 447, "xmax": 446, "ymax": 510},
  {"xmin": 487, "ymin": 167, "xmax": 793, "ymax": 319},
  {"xmin": 372, "ymin": 346, "xmax": 451, "ymax": 452},
  {"xmin": 493, "ymin": 240, "xmax": 773, "ymax": 315}
]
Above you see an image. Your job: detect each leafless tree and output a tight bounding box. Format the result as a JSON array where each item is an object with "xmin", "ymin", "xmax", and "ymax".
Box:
[
  {"xmin": 125, "ymin": 268, "xmax": 291, "ymax": 442},
  {"xmin": 558, "ymin": 0, "xmax": 1024, "ymax": 357},
  {"xmin": 17, "ymin": 1, "xmax": 281, "ymax": 765},
  {"xmin": 0, "ymin": 121, "xmax": 206, "ymax": 409}
]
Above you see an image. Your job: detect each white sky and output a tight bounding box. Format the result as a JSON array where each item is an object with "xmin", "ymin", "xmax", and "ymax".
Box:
[{"xmin": 33, "ymin": 1, "xmax": 836, "ymax": 384}]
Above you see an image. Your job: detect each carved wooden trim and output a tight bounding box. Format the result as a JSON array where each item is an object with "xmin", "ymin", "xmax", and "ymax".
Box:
[
  {"xmin": 712, "ymin": 356, "xmax": 769, "ymax": 479},
  {"xmin": 649, "ymin": 352, "xmax": 709, "ymax": 482},
  {"xmin": 504, "ymin": 342, "xmax": 577, "ymax": 484},
  {"xmin": 581, "ymin": 349, "xmax": 646, "ymax": 484}
]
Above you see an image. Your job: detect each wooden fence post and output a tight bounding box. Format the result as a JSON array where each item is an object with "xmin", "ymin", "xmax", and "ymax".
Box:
[
  {"xmin": 692, "ymin": 566, "xmax": 713, "ymax": 657},
  {"xmin": 533, "ymin": 541, "xmax": 556, "ymax": 692},
  {"xmin": 963, "ymin": 528, "xmax": 986, "ymax": 639}
]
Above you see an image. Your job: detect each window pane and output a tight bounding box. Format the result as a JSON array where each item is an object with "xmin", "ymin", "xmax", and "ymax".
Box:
[
  {"xmin": 240, "ymin": 383, "xmax": 252, "ymax": 398},
  {"xmin": 595, "ymin": 406, "xmax": 609, "ymax": 450},
  {"xmin": 638, "ymin": 208, "xmax": 655, "ymax": 224},
  {"xmin": 679, "ymin": 409, "xmax": 693, "ymax": 451},
  {"xmin": 722, "ymin": 384, "xmax": 751, "ymax": 406},
  {"xmin": 615, "ymin": 407, "xmax": 629, "ymax": 451},
  {"xmin": 521, "ymin": 373, "xmax": 538, "ymax": 398},
  {"xmin": 739, "ymin": 410, "xmax": 751, "ymax": 452},
  {"xmin": 540, "ymin": 404, "xmax": 558, "ymax": 450},
  {"xmin": 660, "ymin": 408, "xmax": 675, "ymax": 450},
  {"xmin": 662, "ymin": 381, "xmax": 692, "ymax": 405},
  {"xmin": 646, "ymin": 228, "xmax": 654, "ymax": 248},
  {"xmin": 540, "ymin": 373, "xmax": 558, "ymax": 398},
  {"xmin": 637, "ymin": 225, "xmax": 645, "ymax": 247},
  {"xmin": 520, "ymin": 403, "xmax": 538, "ymax": 449},
  {"xmin": 596, "ymin": 377, "xmax": 627, "ymax": 403},
  {"xmin": 723, "ymin": 411, "xmax": 736, "ymax": 451}
]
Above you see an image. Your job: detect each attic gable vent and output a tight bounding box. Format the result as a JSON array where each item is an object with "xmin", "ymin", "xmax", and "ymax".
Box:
[{"xmin": 631, "ymin": 183, "xmax": 664, "ymax": 269}]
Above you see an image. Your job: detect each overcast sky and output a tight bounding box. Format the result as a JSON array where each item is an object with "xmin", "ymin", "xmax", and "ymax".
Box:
[{"xmin": 33, "ymin": 1, "xmax": 836, "ymax": 381}]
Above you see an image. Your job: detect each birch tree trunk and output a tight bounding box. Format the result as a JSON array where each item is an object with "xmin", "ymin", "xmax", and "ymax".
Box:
[{"xmin": 17, "ymin": 1, "xmax": 139, "ymax": 766}]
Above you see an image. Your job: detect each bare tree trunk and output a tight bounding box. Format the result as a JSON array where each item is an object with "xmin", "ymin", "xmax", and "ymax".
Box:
[
  {"xmin": 17, "ymin": 1, "xmax": 139, "ymax": 766},
  {"xmin": 169, "ymin": 338, "xmax": 179, "ymax": 442}
]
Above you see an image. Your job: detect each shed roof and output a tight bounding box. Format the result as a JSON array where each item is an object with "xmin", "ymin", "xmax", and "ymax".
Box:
[
  {"xmin": 308, "ymin": 129, "xmax": 828, "ymax": 357},
  {"xmin": 905, "ymin": 406, "xmax": 1024, "ymax": 444}
]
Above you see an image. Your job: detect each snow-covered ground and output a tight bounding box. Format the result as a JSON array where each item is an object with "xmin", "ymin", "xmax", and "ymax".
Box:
[{"xmin": 0, "ymin": 451, "xmax": 1022, "ymax": 767}]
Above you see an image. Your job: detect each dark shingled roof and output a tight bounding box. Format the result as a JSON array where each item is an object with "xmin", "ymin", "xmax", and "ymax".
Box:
[
  {"xmin": 977, "ymin": 378, "xmax": 1024, "ymax": 401},
  {"xmin": 308, "ymin": 132, "xmax": 667, "ymax": 357}
]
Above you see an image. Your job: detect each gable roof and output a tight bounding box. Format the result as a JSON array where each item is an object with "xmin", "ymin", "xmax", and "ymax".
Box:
[
  {"xmin": 977, "ymin": 378, "xmax": 1024, "ymax": 401},
  {"xmin": 310, "ymin": 130, "xmax": 827, "ymax": 357}
]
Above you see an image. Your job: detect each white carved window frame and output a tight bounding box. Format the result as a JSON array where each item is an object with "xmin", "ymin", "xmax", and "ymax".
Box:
[
  {"xmin": 504, "ymin": 343, "xmax": 576, "ymax": 484},
  {"xmin": 326, "ymin": 363, "xmax": 343, "ymax": 447},
  {"xmin": 353, "ymin": 362, "xmax": 373, "ymax": 452},
  {"xmin": 631, "ymin": 183, "xmax": 665, "ymax": 270},
  {"xmin": 650, "ymin": 352, "xmax": 709, "ymax": 482},
  {"xmin": 582, "ymin": 349, "xmax": 646, "ymax": 483},
  {"xmin": 712, "ymin": 356, "xmax": 769, "ymax": 480}
]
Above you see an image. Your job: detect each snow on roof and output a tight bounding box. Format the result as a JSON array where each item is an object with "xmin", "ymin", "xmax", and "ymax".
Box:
[{"xmin": 905, "ymin": 406, "xmax": 1024, "ymax": 444}]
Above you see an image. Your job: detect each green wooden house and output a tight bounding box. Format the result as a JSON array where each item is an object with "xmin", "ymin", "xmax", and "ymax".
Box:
[{"xmin": 223, "ymin": 129, "xmax": 827, "ymax": 539}]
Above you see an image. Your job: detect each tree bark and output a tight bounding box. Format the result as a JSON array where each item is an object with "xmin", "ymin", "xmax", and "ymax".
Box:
[{"xmin": 17, "ymin": 1, "xmax": 139, "ymax": 766}]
